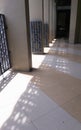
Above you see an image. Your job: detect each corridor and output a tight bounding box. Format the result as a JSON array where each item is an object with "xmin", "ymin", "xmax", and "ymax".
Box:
[{"xmin": 0, "ymin": 39, "xmax": 81, "ymax": 130}]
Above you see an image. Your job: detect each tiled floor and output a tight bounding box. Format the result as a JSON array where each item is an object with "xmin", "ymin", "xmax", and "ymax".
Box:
[{"xmin": 0, "ymin": 39, "xmax": 81, "ymax": 130}]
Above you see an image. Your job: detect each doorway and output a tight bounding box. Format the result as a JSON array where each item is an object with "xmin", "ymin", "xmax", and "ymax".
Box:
[{"xmin": 56, "ymin": 10, "xmax": 70, "ymax": 38}]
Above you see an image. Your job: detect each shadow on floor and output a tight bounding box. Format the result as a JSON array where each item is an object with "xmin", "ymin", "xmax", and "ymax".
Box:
[{"xmin": 0, "ymin": 71, "xmax": 17, "ymax": 92}]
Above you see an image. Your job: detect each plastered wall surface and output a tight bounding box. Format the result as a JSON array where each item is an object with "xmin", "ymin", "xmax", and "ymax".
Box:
[
  {"xmin": 0, "ymin": 0, "xmax": 32, "ymax": 71},
  {"xmin": 29, "ymin": 0, "xmax": 42, "ymax": 21},
  {"xmin": 69, "ymin": 0, "xmax": 78, "ymax": 43},
  {"xmin": 49, "ymin": 0, "xmax": 56, "ymax": 42},
  {"xmin": 44, "ymin": 0, "xmax": 49, "ymax": 24}
]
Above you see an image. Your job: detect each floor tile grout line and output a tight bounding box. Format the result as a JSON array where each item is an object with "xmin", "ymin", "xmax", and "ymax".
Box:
[
  {"xmin": 50, "ymin": 46, "xmax": 81, "ymax": 57},
  {"xmin": 31, "ymin": 40, "xmax": 81, "ymax": 127},
  {"xmin": 58, "ymin": 105, "xmax": 81, "ymax": 124},
  {"xmin": 52, "ymin": 46, "xmax": 81, "ymax": 52},
  {"xmin": 53, "ymin": 43, "xmax": 81, "ymax": 51},
  {"xmin": 31, "ymin": 120, "xmax": 38, "ymax": 130},
  {"xmin": 41, "ymin": 54, "xmax": 81, "ymax": 67},
  {"xmin": 31, "ymin": 105, "xmax": 60, "ymax": 122},
  {"xmin": 31, "ymin": 104, "xmax": 81, "ymax": 127},
  {"xmin": 60, "ymin": 93, "xmax": 81, "ymax": 108},
  {"xmin": 48, "ymin": 51, "xmax": 81, "ymax": 63},
  {"xmin": 47, "ymin": 53, "xmax": 81, "ymax": 64},
  {"xmin": 61, "ymin": 100, "xmax": 81, "ymax": 124},
  {"xmin": 51, "ymin": 51, "xmax": 81, "ymax": 58},
  {"xmin": 39, "ymin": 55, "xmax": 81, "ymax": 80}
]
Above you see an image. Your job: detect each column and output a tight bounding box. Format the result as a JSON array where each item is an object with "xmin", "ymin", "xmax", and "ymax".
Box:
[
  {"xmin": 69, "ymin": 0, "xmax": 78, "ymax": 43},
  {"xmin": 0, "ymin": 0, "xmax": 32, "ymax": 71},
  {"xmin": 49, "ymin": 0, "xmax": 53, "ymax": 42},
  {"xmin": 74, "ymin": 0, "xmax": 81, "ymax": 43},
  {"xmin": 44, "ymin": 0, "xmax": 49, "ymax": 46},
  {"xmin": 29, "ymin": 0, "xmax": 44, "ymax": 53},
  {"xmin": 49, "ymin": 0, "xmax": 56, "ymax": 42},
  {"xmin": 52, "ymin": 1, "xmax": 56, "ymax": 39}
]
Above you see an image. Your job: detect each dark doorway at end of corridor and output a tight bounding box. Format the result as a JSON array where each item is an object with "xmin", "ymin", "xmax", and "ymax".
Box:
[
  {"xmin": 55, "ymin": 0, "xmax": 71, "ymax": 39},
  {"xmin": 56, "ymin": 9, "xmax": 70, "ymax": 38}
]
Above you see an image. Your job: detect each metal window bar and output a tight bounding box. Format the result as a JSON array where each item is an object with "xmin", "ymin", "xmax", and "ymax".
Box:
[{"xmin": 0, "ymin": 14, "xmax": 10, "ymax": 75}]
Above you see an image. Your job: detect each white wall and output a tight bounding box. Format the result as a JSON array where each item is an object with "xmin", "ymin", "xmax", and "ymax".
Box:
[
  {"xmin": 29, "ymin": 0, "xmax": 43, "ymax": 21},
  {"xmin": 49, "ymin": 0, "xmax": 56, "ymax": 42},
  {"xmin": 69, "ymin": 0, "xmax": 78, "ymax": 43},
  {"xmin": 49, "ymin": 0, "xmax": 53, "ymax": 41},
  {"xmin": 53, "ymin": 2, "xmax": 56, "ymax": 38},
  {"xmin": 0, "ymin": 0, "xmax": 32, "ymax": 71},
  {"xmin": 44, "ymin": 0, "xmax": 49, "ymax": 24},
  {"xmin": 29, "ymin": 0, "xmax": 44, "ymax": 53}
]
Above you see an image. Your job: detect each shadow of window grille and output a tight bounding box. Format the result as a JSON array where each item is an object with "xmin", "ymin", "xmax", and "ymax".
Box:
[{"xmin": 0, "ymin": 71, "xmax": 17, "ymax": 92}]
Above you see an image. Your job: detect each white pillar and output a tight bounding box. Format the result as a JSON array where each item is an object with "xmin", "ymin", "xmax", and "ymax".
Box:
[
  {"xmin": 44, "ymin": 0, "xmax": 49, "ymax": 24},
  {"xmin": 74, "ymin": 0, "xmax": 81, "ymax": 43},
  {"xmin": 29, "ymin": 0, "xmax": 43, "ymax": 21},
  {"xmin": 29, "ymin": 0, "xmax": 43, "ymax": 53},
  {"xmin": 49, "ymin": 0, "xmax": 53, "ymax": 42},
  {"xmin": 49, "ymin": 0, "xmax": 56, "ymax": 42},
  {"xmin": 69, "ymin": 0, "xmax": 78, "ymax": 44},
  {"xmin": 0, "ymin": 0, "xmax": 32, "ymax": 71},
  {"xmin": 44, "ymin": 0, "xmax": 49, "ymax": 46},
  {"xmin": 52, "ymin": 1, "xmax": 56, "ymax": 39}
]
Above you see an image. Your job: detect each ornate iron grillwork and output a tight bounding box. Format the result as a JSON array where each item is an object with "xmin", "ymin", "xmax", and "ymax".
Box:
[
  {"xmin": 30, "ymin": 21, "xmax": 43, "ymax": 53},
  {"xmin": 0, "ymin": 14, "xmax": 10, "ymax": 75}
]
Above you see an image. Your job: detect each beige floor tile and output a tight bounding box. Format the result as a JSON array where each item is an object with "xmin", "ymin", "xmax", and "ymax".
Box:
[
  {"xmin": 54, "ymin": 39, "xmax": 81, "ymax": 50},
  {"xmin": 31, "ymin": 39, "xmax": 81, "ymax": 123},
  {"xmin": 30, "ymin": 69, "xmax": 81, "ymax": 105},
  {"xmin": 62, "ymin": 94, "xmax": 81, "ymax": 123},
  {"xmin": 49, "ymin": 51, "xmax": 81, "ymax": 63},
  {"xmin": 41, "ymin": 85, "xmax": 80, "ymax": 105},
  {"xmin": 32, "ymin": 68, "xmax": 81, "ymax": 92}
]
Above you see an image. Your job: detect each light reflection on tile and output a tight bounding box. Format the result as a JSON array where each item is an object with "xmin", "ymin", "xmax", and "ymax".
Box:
[{"xmin": 1, "ymin": 39, "xmax": 81, "ymax": 130}]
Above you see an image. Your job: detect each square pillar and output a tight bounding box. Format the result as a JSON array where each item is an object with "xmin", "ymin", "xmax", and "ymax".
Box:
[
  {"xmin": 44, "ymin": 0, "xmax": 49, "ymax": 46},
  {"xmin": 69, "ymin": 0, "xmax": 78, "ymax": 44},
  {"xmin": 0, "ymin": 0, "xmax": 32, "ymax": 71},
  {"xmin": 49, "ymin": 0, "xmax": 56, "ymax": 42},
  {"xmin": 74, "ymin": 0, "xmax": 81, "ymax": 43},
  {"xmin": 29, "ymin": 0, "xmax": 44, "ymax": 53}
]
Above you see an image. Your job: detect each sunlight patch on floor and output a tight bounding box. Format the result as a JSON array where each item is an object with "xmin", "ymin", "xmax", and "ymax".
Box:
[
  {"xmin": 0, "ymin": 73, "xmax": 33, "ymax": 128},
  {"xmin": 0, "ymin": 70, "xmax": 12, "ymax": 81},
  {"xmin": 49, "ymin": 43, "xmax": 54, "ymax": 47},
  {"xmin": 44, "ymin": 47, "xmax": 50, "ymax": 53},
  {"xmin": 32, "ymin": 54, "xmax": 46, "ymax": 69}
]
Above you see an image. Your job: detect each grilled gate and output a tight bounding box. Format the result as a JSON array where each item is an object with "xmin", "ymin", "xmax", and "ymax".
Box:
[{"xmin": 0, "ymin": 14, "xmax": 10, "ymax": 75}]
